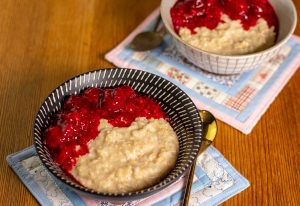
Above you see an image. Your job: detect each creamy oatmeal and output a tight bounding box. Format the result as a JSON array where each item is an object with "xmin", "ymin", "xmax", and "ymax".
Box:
[
  {"xmin": 71, "ymin": 117, "xmax": 179, "ymax": 193},
  {"xmin": 179, "ymin": 15, "xmax": 276, "ymax": 55}
]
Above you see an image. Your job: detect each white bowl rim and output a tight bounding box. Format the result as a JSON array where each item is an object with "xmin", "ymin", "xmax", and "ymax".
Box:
[{"xmin": 160, "ymin": 0, "xmax": 297, "ymax": 59}]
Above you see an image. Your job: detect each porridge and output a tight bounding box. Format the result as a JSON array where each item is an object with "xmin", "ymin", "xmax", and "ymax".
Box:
[
  {"xmin": 171, "ymin": 0, "xmax": 279, "ymax": 55},
  {"xmin": 72, "ymin": 118, "xmax": 179, "ymax": 193},
  {"xmin": 43, "ymin": 85, "xmax": 179, "ymax": 193}
]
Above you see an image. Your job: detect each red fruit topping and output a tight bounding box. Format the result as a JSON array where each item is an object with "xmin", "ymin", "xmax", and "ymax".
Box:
[
  {"xmin": 43, "ymin": 125, "xmax": 64, "ymax": 149},
  {"xmin": 82, "ymin": 87, "xmax": 103, "ymax": 106},
  {"xmin": 64, "ymin": 96, "xmax": 89, "ymax": 111},
  {"xmin": 55, "ymin": 146, "xmax": 77, "ymax": 171},
  {"xmin": 43, "ymin": 85, "xmax": 168, "ymax": 174},
  {"xmin": 110, "ymin": 114, "xmax": 134, "ymax": 127},
  {"xmin": 224, "ymin": 0, "xmax": 248, "ymax": 16},
  {"xmin": 75, "ymin": 144, "xmax": 89, "ymax": 156},
  {"xmin": 117, "ymin": 85, "xmax": 137, "ymax": 98},
  {"xmin": 170, "ymin": 0, "xmax": 278, "ymax": 33}
]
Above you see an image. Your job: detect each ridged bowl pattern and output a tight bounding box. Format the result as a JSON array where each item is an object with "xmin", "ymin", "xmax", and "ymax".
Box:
[{"xmin": 33, "ymin": 68, "xmax": 203, "ymax": 201}]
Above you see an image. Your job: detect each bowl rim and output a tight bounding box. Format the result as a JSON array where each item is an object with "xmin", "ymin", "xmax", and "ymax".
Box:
[
  {"xmin": 160, "ymin": 0, "xmax": 297, "ymax": 59},
  {"xmin": 33, "ymin": 67, "xmax": 203, "ymax": 201}
]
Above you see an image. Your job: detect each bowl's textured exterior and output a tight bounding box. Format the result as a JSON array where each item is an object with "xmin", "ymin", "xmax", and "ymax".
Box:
[
  {"xmin": 160, "ymin": 0, "xmax": 297, "ymax": 74},
  {"xmin": 34, "ymin": 68, "xmax": 203, "ymax": 201}
]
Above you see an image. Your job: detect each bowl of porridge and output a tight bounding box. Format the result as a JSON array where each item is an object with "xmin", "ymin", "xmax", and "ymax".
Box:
[
  {"xmin": 34, "ymin": 68, "xmax": 203, "ymax": 201},
  {"xmin": 160, "ymin": 0, "xmax": 297, "ymax": 74}
]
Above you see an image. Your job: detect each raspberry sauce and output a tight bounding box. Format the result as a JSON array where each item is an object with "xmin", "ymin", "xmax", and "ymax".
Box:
[
  {"xmin": 43, "ymin": 85, "xmax": 167, "ymax": 172},
  {"xmin": 170, "ymin": 0, "xmax": 278, "ymax": 34}
]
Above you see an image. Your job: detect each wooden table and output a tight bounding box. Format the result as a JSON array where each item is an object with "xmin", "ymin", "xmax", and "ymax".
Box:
[{"xmin": 0, "ymin": 0, "xmax": 299, "ymax": 205}]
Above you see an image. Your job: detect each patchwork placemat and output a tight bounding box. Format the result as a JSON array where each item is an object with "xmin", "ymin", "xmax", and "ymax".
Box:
[
  {"xmin": 105, "ymin": 8, "xmax": 300, "ymax": 134},
  {"xmin": 7, "ymin": 146, "xmax": 249, "ymax": 206}
]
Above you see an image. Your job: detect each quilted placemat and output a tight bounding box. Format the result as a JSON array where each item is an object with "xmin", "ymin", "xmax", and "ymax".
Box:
[
  {"xmin": 105, "ymin": 8, "xmax": 300, "ymax": 134},
  {"xmin": 7, "ymin": 146, "xmax": 249, "ymax": 206}
]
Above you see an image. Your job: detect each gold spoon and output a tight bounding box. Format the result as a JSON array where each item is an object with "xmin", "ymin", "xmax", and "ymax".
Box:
[
  {"xmin": 182, "ymin": 110, "xmax": 217, "ymax": 206},
  {"xmin": 129, "ymin": 15, "xmax": 163, "ymax": 51}
]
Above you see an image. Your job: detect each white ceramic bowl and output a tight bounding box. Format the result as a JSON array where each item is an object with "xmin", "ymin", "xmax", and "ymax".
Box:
[{"xmin": 160, "ymin": 0, "xmax": 297, "ymax": 74}]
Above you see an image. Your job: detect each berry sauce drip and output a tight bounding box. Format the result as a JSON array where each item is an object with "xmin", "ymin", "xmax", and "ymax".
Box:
[
  {"xmin": 170, "ymin": 0, "xmax": 278, "ymax": 34},
  {"xmin": 43, "ymin": 85, "xmax": 168, "ymax": 173}
]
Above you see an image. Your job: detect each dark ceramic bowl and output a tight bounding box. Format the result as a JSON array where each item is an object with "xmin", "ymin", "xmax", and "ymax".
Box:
[{"xmin": 34, "ymin": 68, "xmax": 203, "ymax": 201}]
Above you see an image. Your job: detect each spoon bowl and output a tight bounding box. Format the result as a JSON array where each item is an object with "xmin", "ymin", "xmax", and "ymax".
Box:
[{"xmin": 130, "ymin": 32, "xmax": 163, "ymax": 51}]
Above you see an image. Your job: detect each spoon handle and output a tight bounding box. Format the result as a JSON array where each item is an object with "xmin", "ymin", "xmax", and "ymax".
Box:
[
  {"xmin": 152, "ymin": 15, "xmax": 162, "ymax": 32},
  {"xmin": 182, "ymin": 110, "xmax": 217, "ymax": 206},
  {"xmin": 182, "ymin": 159, "xmax": 197, "ymax": 206}
]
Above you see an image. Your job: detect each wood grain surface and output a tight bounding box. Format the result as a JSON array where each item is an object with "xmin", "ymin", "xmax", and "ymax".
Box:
[{"xmin": 0, "ymin": 0, "xmax": 299, "ymax": 205}]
